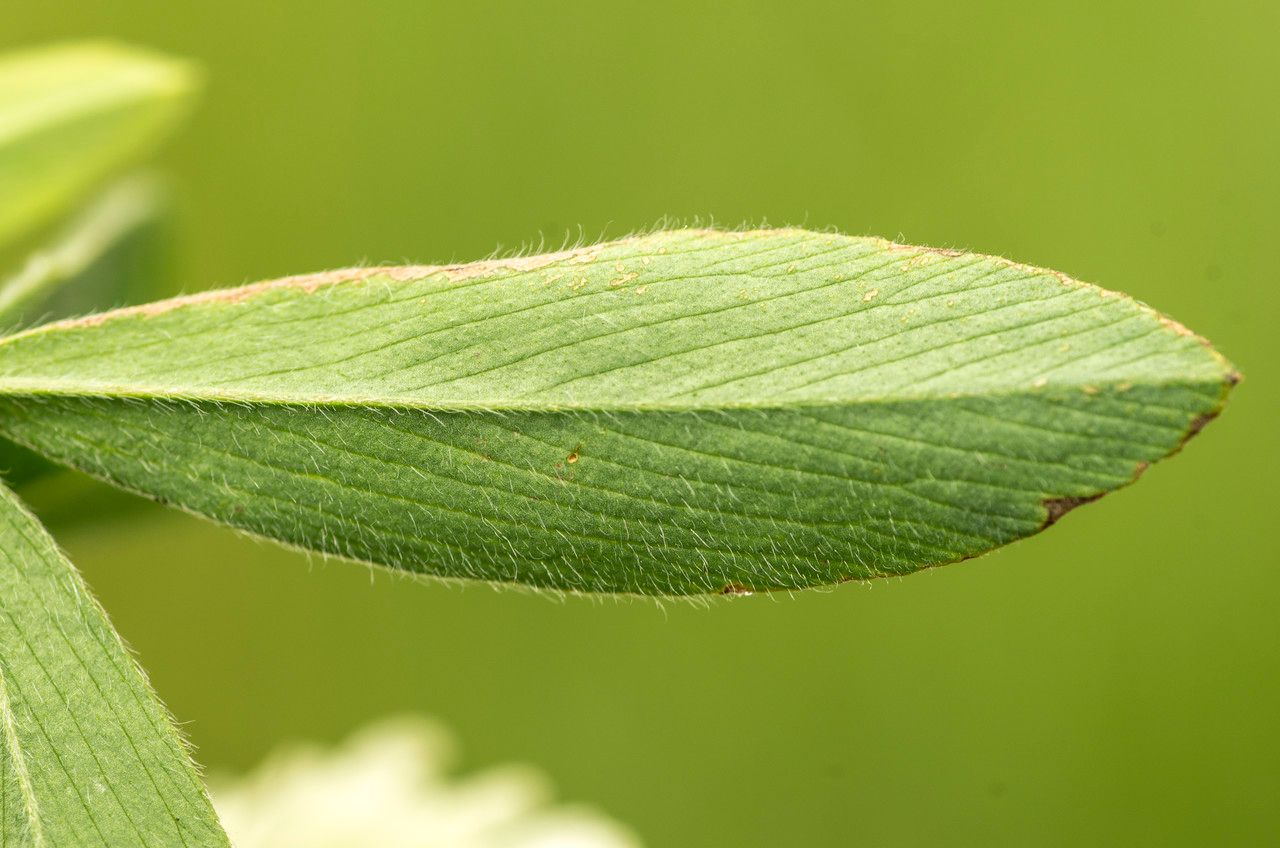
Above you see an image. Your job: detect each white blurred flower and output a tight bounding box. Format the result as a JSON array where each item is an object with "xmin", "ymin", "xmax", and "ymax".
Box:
[{"xmin": 210, "ymin": 718, "xmax": 643, "ymax": 848}]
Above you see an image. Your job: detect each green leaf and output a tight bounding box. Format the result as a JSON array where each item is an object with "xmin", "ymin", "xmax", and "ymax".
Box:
[
  {"xmin": 0, "ymin": 482, "xmax": 228, "ymax": 845},
  {"xmin": 0, "ymin": 229, "xmax": 1237, "ymax": 596},
  {"xmin": 0, "ymin": 41, "xmax": 196, "ymax": 251},
  {"xmin": 0, "ymin": 175, "xmax": 163, "ymax": 330}
]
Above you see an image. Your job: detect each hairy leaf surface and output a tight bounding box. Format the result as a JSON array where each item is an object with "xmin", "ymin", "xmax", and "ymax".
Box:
[
  {"xmin": 0, "ymin": 230, "xmax": 1236, "ymax": 595},
  {"xmin": 0, "ymin": 41, "xmax": 194, "ymax": 250},
  {"xmin": 0, "ymin": 482, "xmax": 228, "ymax": 845}
]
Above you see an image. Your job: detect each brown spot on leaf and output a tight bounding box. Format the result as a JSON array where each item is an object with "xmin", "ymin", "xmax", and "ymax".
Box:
[
  {"xmin": 1040, "ymin": 461, "xmax": 1150, "ymax": 530},
  {"xmin": 719, "ymin": 583, "xmax": 754, "ymax": 596},
  {"xmin": 1034, "ymin": 458, "xmax": 1157, "ymax": 532},
  {"xmin": 1180, "ymin": 410, "xmax": 1221, "ymax": 448},
  {"xmin": 1040, "ymin": 493, "xmax": 1105, "ymax": 529}
]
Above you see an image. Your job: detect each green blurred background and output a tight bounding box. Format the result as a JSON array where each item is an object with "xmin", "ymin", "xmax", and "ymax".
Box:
[{"xmin": 4, "ymin": 3, "xmax": 1276, "ymax": 845}]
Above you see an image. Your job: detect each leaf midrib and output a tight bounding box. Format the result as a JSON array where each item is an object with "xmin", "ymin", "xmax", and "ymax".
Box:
[
  {"xmin": 0, "ymin": 661, "xmax": 44, "ymax": 847},
  {"xmin": 0, "ymin": 375, "xmax": 1231, "ymax": 414}
]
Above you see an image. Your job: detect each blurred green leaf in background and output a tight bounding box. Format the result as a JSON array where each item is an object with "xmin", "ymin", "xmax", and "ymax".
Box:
[
  {"xmin": 1, "ymin": 4, "xmax": 1274, "ymax": 846},
  {"xmin": 0, "ymin": 42, "xmax": 194, "ymax": 251}
]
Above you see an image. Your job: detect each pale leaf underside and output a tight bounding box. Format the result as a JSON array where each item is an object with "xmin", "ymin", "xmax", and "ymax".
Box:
[{"xmin": 0, "ymin": 229, "xmax": 1236, "ymax": 595}]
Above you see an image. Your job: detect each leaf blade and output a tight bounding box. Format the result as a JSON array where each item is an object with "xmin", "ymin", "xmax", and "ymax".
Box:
[
  {"xmin": 0, "ymin": 41, "xmax": 195, "ymax": 251},
  {"xmin": 0, "ymin": 229, "xmax": 1237, "ymax": 595},
  {"xmin": 0, "ymin": 482, "xmax": 228, "ymax": 845}
]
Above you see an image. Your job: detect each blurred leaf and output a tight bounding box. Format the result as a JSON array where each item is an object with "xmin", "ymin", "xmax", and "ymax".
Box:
[
  {"xmin": 0, "ymin": 41, "xmax": 196, "ymax": 252},
  {"xmin": 0, "ymin": 175, "xmax": 163, "ymax": 327},
  {"xmin": 36, "ymin": 181, "xmax": 177, "ymax": 321},
  {"xmin": 0, "ymin": 229, "xmax": 1237, "ymax": 595},
  {"xmin": 0, "ymin": 481, "xmax": 228, "ymax": 846}
]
